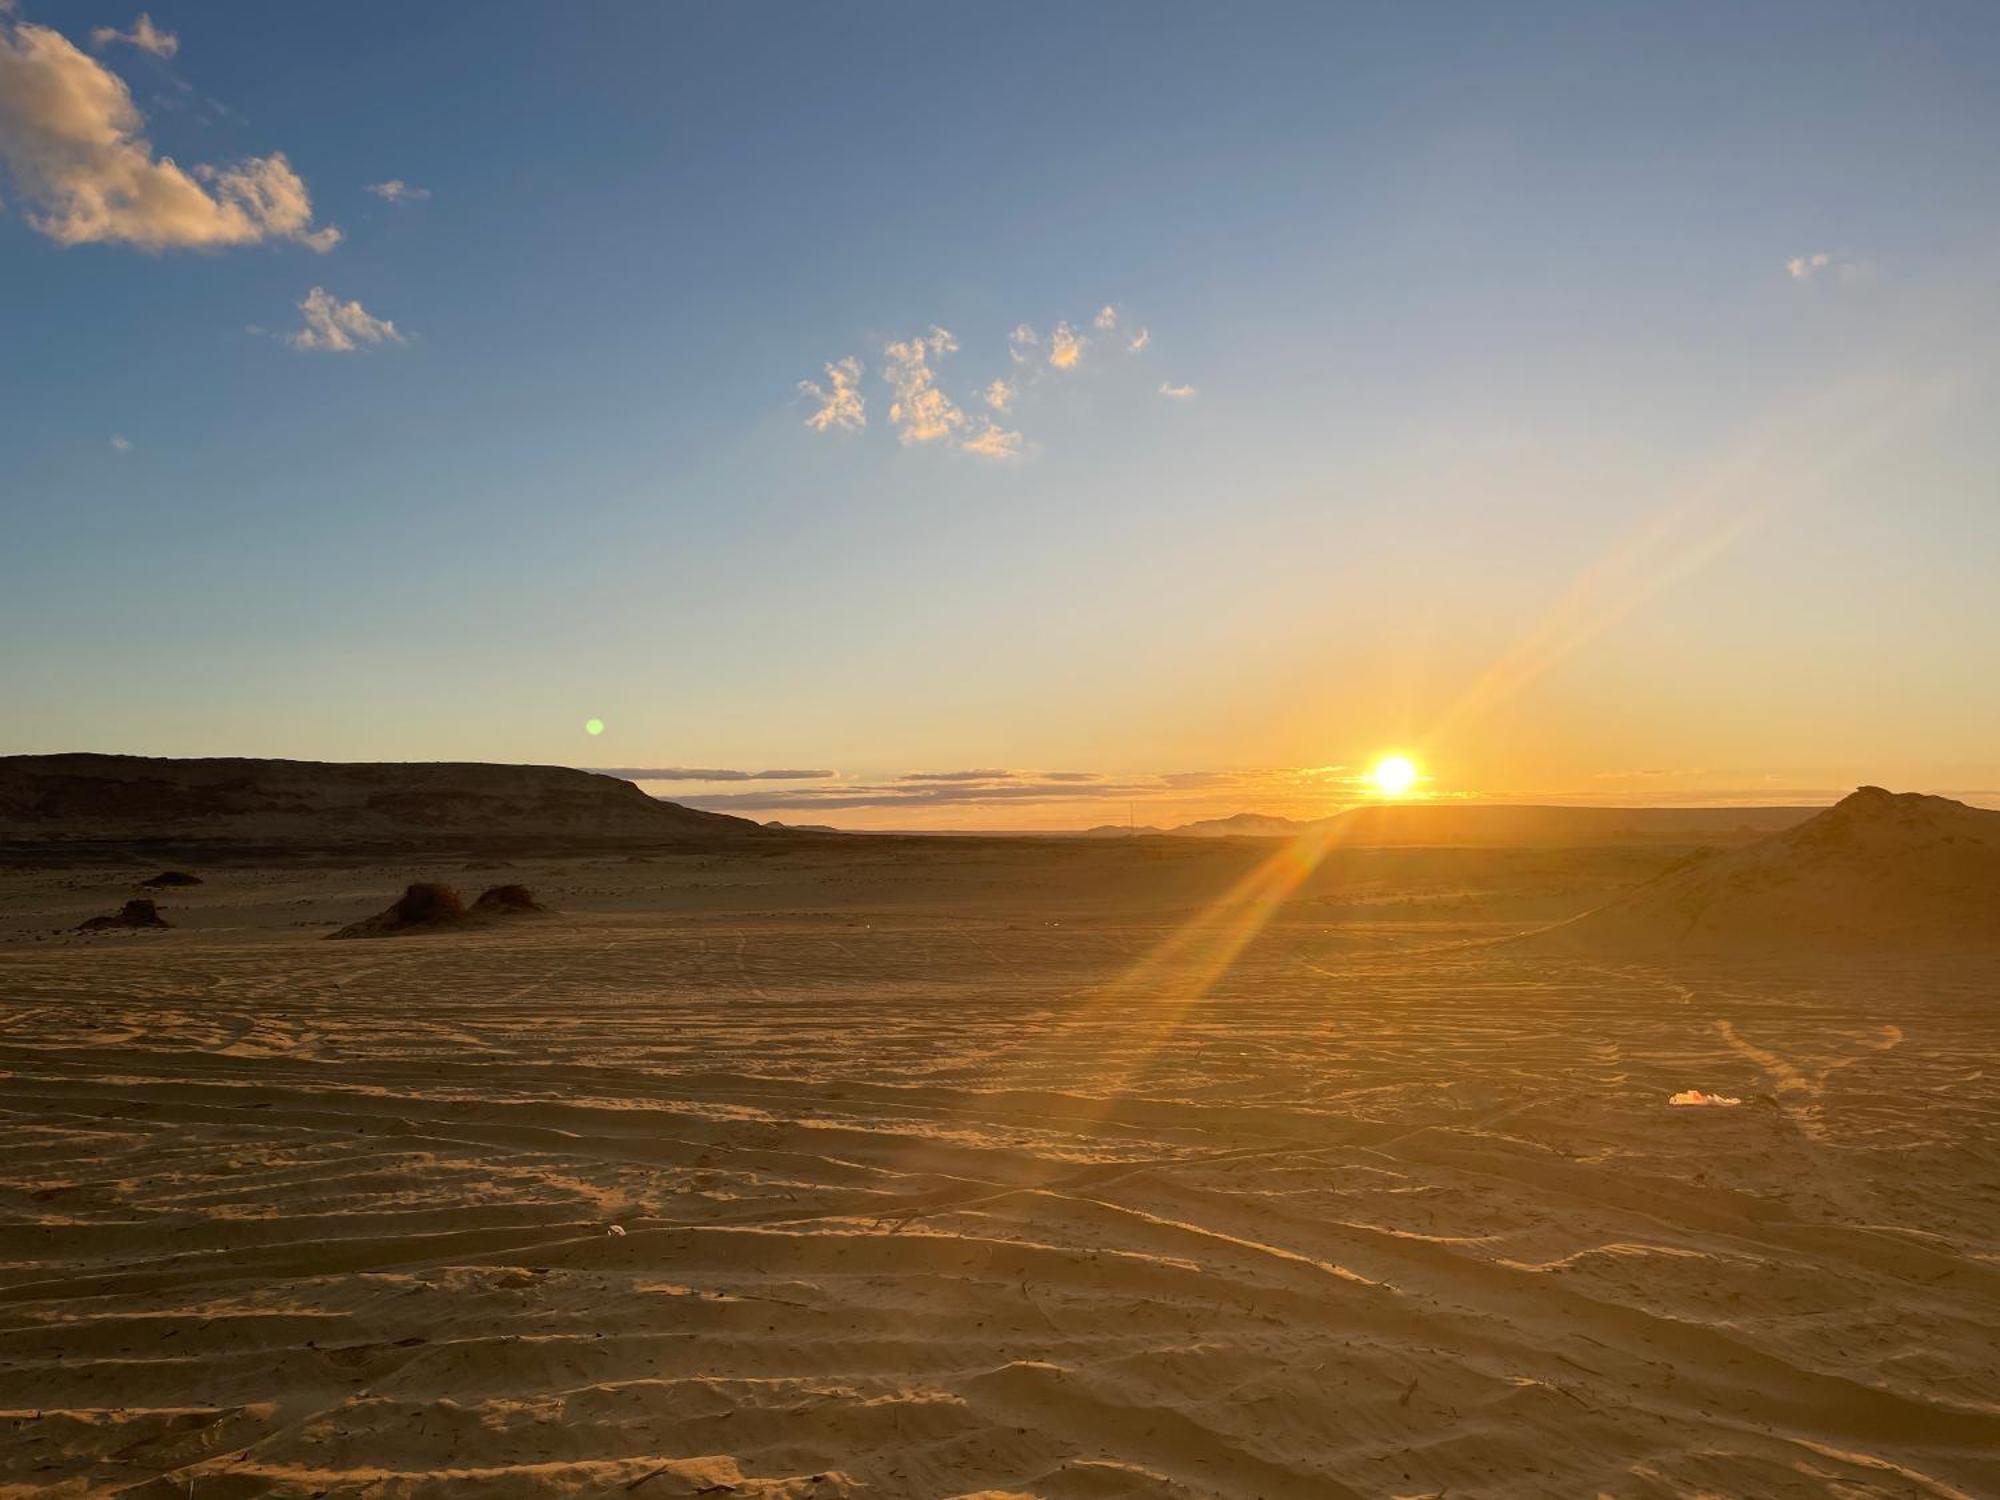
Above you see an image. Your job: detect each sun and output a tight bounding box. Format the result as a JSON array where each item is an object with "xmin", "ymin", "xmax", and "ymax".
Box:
[{"xmin": 1369, "ymin": 754, "xmax": 1419, "ymax": 797}]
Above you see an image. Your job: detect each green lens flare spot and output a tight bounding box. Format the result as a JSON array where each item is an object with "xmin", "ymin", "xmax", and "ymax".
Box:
[{"xmin": 584, "ymin": 718, "xmax": 605, "ymax": 736}]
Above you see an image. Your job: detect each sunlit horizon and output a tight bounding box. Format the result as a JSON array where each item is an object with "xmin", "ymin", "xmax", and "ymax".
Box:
[{"xmin": 6, "ymin": 3, "xmax": 1999, "ymax": 828}]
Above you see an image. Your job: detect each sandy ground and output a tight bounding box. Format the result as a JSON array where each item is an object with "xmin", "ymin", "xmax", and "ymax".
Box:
[{"xmin": 0, "ymin": 842, "xmax": 1995, "ymax": 1498}]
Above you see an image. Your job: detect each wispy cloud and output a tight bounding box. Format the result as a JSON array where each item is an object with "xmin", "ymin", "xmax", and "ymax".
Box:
[
  {"xmin": 961, "ymin": 420, "xmax": 1023, "ymax": 459},
  {"xmin": 883, "ymin": 327, "xmax": 967, "ymax": 444},
  {"xmin": 595, "ymin": 767, "xmax": 835, "ymax": 782},
  {"xmin": 1787, "ymin": 251, "xmax": 1874, "ymax": 288},
  {"xmin": 109, "ymin": 433, "xmax": 131, "ymax": 451},
  {"xmin": 671, "ymin": 765, "xmax": 1367, "ymax": 818},
  {"xmin": 1159, "ymin": 381, "xmax": 1196, "ymax": 399},
  {"xmin": 799, "ymin": 304, "xmax": 1156, "ymax": 460},
  {"xmin": 90, "ymin": 12, "xmax": 176, "ymax": 57},
  {"xmin": 1048, "ymin": 319, "xmax": 1085, "ymax": 369},
  {"xmin": 1127, "ymin": 327, "xmax": 1150, "ymax": 352},
  {"xmin": 800, "ymin": 355, "xmax": 865, "ymax": 433},
  {"xmin": 680, "ymin": 778, "xmax": 1160, "ymax": 813},
  {"xmin": 0, "ymin": 18, "xmax": 338, "ymax": 251},
  {"xmin": 366, "ymin": 179, "xmax": 430, "ymax": 204},
  {"xmin": 286, "ymin": 287, "xmax": 403, "ymax": 352}
]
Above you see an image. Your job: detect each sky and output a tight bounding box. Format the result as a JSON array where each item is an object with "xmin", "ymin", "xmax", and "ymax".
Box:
[{"xmin": 4, "ymin": 1, "xmax": 1998, "ymax": 829}]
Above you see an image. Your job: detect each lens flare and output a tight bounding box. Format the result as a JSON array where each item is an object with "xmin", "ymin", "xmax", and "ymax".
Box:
[{"xmin": 584, "ymin": 718, "xmax": 605, "ymax": 736}]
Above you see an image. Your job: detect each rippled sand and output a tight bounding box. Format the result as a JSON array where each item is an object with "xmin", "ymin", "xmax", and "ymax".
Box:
[{"xmin": 2, "ymin": 846, "xmax": 1995, "ymax": 1497}]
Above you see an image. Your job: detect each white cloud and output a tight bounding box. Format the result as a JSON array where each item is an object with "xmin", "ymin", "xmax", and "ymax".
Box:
[
  {"xmin": 1128, "ymin": 327, "xmax": 1150, "ymax": 352},
  {"xmin": 366, "ymin": 179, "xmax": 430, "ymax": 204},
  {"xmin": 1786, "ymin": 250, "xmax": 1874, "ymax": 287},
  {"xmin": 982, "ymin": 377, "xmax": 1014, "ymax": 413},
  {"xmin": 0, "ymin": 20, "xmax": 338, "ymax": 251},
  {"xmin": 90, "ymin": 12, "xmax": 177, "ymax": 57},
  {"xmin": 109, "ymin": 433, "xmax": 131, "ymax": 450},
  {"xmin": 1092, "ymin": 304, "xmax": 1118, "ymax": 332},
  {"xmin": 800, "ymin": 355, "xmax": 865, "ymax": 433},
  {"xmin": 286, "ymin": 286, "xmax": 403, "ymax": 352},
  {"xmin": 883, "ymin": 326, "xmax": 967, "ymax": 444},
  {"xmin": 1048, "ymin": 320, "xmax": 1085, "ymax": 370},
  {"xmin": 1008, "ymin": 323, "xmax": 1039, "ymax": 364},
  {"xmin": 1159, "ymin": 381, "xmax": 1196, "ymax": 399},
  {"xmin": 962, "ymin": 421, "xmax": 1023, "ymax": 459}
]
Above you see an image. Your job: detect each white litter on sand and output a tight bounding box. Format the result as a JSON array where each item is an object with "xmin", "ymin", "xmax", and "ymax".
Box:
[
  {"xmin": 607, "ymin": 1224, "xmax": 627, "ymax": 1236},
  {"xmin": 1670, "ymin": 1090, "xmax": 1743, "ymax": 1107}
]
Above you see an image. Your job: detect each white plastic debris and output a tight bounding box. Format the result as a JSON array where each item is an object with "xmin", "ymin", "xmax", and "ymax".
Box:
[
  {"xmin": 607, "ymin": 1224, "xmax": 626, "ymax": 1236},
  {"xmin": 1670, "ymin": 1090, "xmax": 1742, "ymax": 1107}
]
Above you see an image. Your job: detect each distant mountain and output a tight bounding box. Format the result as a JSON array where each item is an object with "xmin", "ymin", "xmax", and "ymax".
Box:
[
  {"xmin": 0, "ymin": 754, "xmax": 763, "ymax": 852},
  {"xmin": 764, "ymin": 820, "xmax": 841, "ymax": 833},
  {"xmin": 1321, "ymin": 802, "xmax": 1815, "ymax": 847},
  {"xmin": 1529, "ymin": 787, "xmax": 2000, "ymax": 953},
  {"xmin": 1166, "ymin": 812, "xmax": 1319, "ymax": 839},
  {"xmin": 1129, "ymin": 803, "xmax": 1815, "ymax": 845},
  {"xmin": 1079, "ymin": 823, "xmax": 1167, "ymax": 838}
]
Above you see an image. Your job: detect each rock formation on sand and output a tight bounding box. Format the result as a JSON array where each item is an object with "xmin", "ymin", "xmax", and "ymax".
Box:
[
  {"xmin": 331, "ymin": 883, "xmax": 546, "ymax": 939},
  {"xmin": 139, "ymin": 870, "xmax": 203, "ymax": 887},
  {"xmin": 331, "ymin": 883, "xmax": 467, "ymax": 939},
  {"xmin": 1529, "ymin": 787, "xmax": 2000, "ymax": 953},
  {"xmin": 77, "ymin": 898, "xmax": 168, "ymax": 931},
  {"xmin": 471, "ymin": 883, "xmax": 543, "ymax": 915},
  {"xmin": 0, "ymin": 754, "xmax": 763, "ymax": 852}
]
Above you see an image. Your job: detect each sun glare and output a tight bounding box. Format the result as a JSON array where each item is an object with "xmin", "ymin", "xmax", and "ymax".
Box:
[{"xmin": 1370, "ymin": 754, "xmax": 1419, "ymax": 797}]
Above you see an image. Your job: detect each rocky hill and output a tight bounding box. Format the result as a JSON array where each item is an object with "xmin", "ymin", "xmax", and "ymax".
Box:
[{"xmin": 0, "ymin": 754, "xmax": 764, "ymax": 853}]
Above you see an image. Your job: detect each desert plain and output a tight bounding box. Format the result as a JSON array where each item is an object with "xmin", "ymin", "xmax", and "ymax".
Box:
[{"xmin": 2, "ymin": 810, "xmax": 1996, "ymax": 1500}]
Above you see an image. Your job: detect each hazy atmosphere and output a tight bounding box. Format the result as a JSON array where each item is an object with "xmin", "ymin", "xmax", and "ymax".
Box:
[{"xmin": 7, "ymin": 2, "xmax": 2000, "ymax": 826}]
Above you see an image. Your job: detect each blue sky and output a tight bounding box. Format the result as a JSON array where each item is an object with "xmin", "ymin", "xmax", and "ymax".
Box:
[{"xmin": 5, "ymin": 1, "xmax": 1998, "ymax": 827}]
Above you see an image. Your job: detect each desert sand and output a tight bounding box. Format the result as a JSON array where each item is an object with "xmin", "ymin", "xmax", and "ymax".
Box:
[{"xmin": 2, "ymin": 804, "xmax": 1997, "ymax": 1497}]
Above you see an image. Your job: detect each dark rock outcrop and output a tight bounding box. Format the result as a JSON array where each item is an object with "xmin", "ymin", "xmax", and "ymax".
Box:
[
  {"xmin": 78, "ymin": 899, "xmax": 168, "ymax": 931},
  {"xmin": 471, "ymin": 884, "xmax": 543, "ymax": 915},
  {"xmin": 330, "ymin": 882, "xmax": 469, "ymax": 940}
]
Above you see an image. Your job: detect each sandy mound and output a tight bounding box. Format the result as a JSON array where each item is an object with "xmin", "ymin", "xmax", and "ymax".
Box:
[
  {"xmin": 138, "ymin": 869, "xmax": 203, "ymax": 887},
  {"xmin": 76, "ymin": 898, "xmax": 168, "ymax": 931},
  {"xmin": 1529, "ymin": 786, "xmax": 2000, "ymax": 953}
]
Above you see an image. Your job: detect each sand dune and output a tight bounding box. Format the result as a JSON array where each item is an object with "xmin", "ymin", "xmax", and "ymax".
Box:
[
  {"xmin": 1534, "ymin": 787, "xmax": 2000, "ymax": 954},
  {"xmin": 2, "ymin": 840, "xmax": 1995, "ymax": 1497}
]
